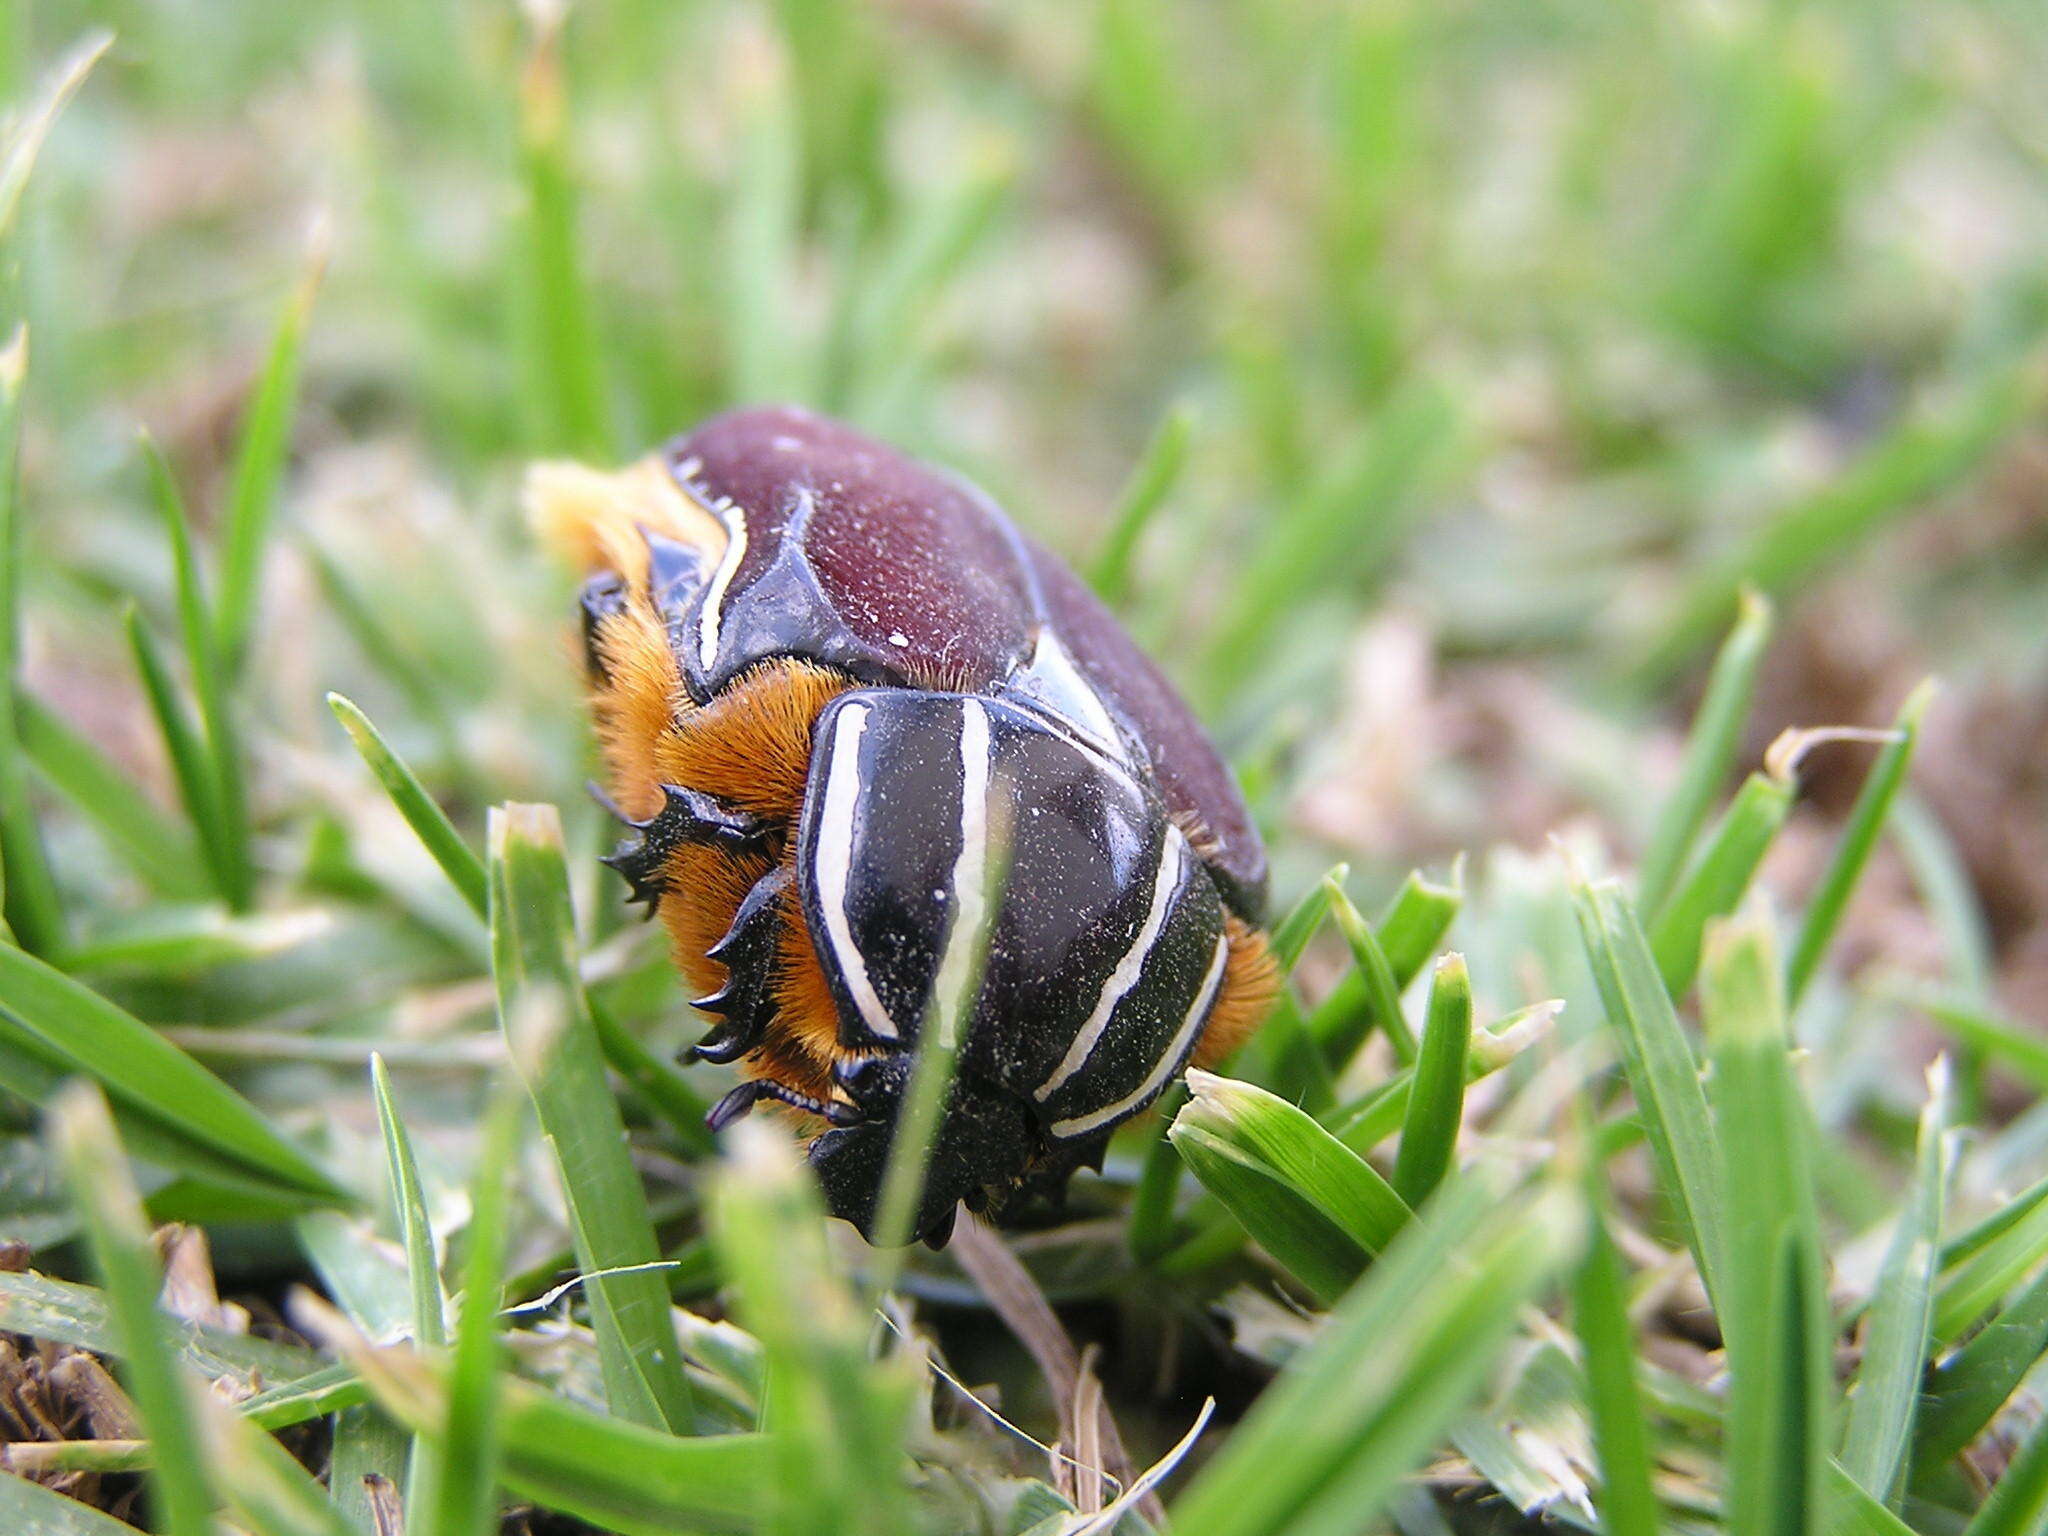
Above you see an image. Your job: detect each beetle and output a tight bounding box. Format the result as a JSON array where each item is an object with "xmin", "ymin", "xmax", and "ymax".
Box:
[{"xmin": 532, "ymin": 406, "xmax": 1277, "ymax": 1245}]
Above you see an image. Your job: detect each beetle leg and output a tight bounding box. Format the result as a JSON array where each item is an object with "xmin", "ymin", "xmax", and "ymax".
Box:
[
  {"xmin": 690, "ymin": 865, "xmax": 791, "ymax": 1063},
  {"xmin": 577, "ymin": 571, "xmax": 630, "ymax": 682},
  {"xmin": 599, "ymin": 783, "xmax": 773, "ymax": 915}
]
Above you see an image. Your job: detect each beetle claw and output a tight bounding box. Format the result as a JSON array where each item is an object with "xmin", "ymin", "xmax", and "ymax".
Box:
[
  {"xmin": 921, "ymin": 1204, "xmax": 958, "ymax": 1250},
  {"xmin": 706, "ymin": 1081, "xmax": 762, "ymax": 1132},
  {"xmin": 689, "ymin": 867, "xmax": 791, "ymax": 1064},
  {"xmin": 599, "ymin": 784, "xmax": 774, "ymax": 913}
]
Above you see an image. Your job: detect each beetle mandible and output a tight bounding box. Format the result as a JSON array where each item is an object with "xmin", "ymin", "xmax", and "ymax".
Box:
[{"xmin": 533, "ymin": 406, "xmax": 1277, "ymax": 1245}]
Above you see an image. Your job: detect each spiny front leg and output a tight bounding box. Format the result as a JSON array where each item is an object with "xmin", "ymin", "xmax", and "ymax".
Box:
[
  {"xmin": 691, "ymin": 864, "xmax": 791, "ymax": 1065},
  {"xmin": 597, "ymin": 782, "xmax": 773, "ymax": 915}
]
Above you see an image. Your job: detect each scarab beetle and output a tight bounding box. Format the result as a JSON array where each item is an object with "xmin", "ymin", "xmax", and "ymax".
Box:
[{"xmin": 533, "ymin": 406, "xmax": 1277, "ymax": 1245}]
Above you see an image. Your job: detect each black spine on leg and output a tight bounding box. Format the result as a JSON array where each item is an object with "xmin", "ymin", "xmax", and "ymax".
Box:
[
  {"xmin": 599, "ymin": 783, "xmax": 774, "ymax": 914},
  {"xmin": 691, "ymin": 865, "xmax": 792, "ymax": 1063}
]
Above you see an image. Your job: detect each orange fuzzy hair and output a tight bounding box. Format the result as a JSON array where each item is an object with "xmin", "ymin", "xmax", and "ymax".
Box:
[{"xmin": 529, "ymin": 459, "xmax": 849, "ymax": 1109}]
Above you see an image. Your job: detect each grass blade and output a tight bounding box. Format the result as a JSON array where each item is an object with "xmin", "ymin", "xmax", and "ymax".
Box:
[
  {"xmin": 1932, "ymin": 1172, "xmax": 2048, "ymax": 1346},
  {"xmin": 1088, "ymin": 401, "xmax": 1195, "ymax": 608},
  {"xmin": 1638, "ymin": 587, "xmax": 1773, "ymax": 915},
  {"xmin": 331, "ymin": 693, "xmax": 488, "ymax": 921},
  {"xmin": 1706, "ymin": 917, "xmax": 1830, "ymax": 1536},
  {"xmin": 1199, "ymin": 378, "xmax": 1463, "ymax": 705},
  {"xmin": 125, "ymin": 604, "xmax": 235, "ymax": 903},
  {"xmin": 48, "ymin": 1083, "xmax": 216, "ymax": 1536},
  {"xmin": 141, "ymin": 434, "xmax": 251, "ymax": 910},
  {"xmin": 215, "ymin": 236, "xmax": 325, "ymax": 675},
  {"xmin": 369, "ymin": 1055, "xmax": 444, "ymax": 1528},
  {"xmin": 0, "ymin": 1269, "xmax": 323, "ymax": 1387},
  {"xmin": 1171, "ymin": 1070, "xmax": 1412, "ymax": 1304},
  {"xmin": 0, "ymin": 327, "xmax": 66, "ymax": 955},
  {"xmin": 1391, "ymin": 953, "xmax": 1471, "ymax": 1207},
  {"xmin": 512, "ymin": 9, "xmax": 610, "ymax": 458},
  {"xmin": 1570, "ymin": 875, "xmax": 1725, "ymax": 1306},
  {"xmin": 1303, "ymin": 868, "xmax": 1461, "ymax": 1074},
  {"xmin": 1785, "ymin": 682, "xmax": 1932, "ymax": 1007},
  {"xmin": 1636, "ymin": 356, "xmax": 2045, "ymax": 685},
  {"xmin": 313, "ymin": 1302, "xmax": 767, "ymax": 1536},
  {"xmin": 0, "ymin": 30, "xmax": 112, "ymax": 242},
  {"xmin": 1960, "ymin": 1410, "xmax": 2048, "ymax": 1536},
  {"xmin": 711, "ymin": 1121, "xmax": 915, "ymax": 1536},
  {"xmin": 417, "ymin": 1083, "xmax": 520, "ymax": 1536},
  {"xmin": 1327, "ymin": 881, "xmax": 1420, "ymax": 1067},
  {"xmin": 0, "ymin": 1469, "xmax": 149, "ymax": 1535},
  {"xmin": 1840, "ymin": 1059, "xmax": 1952, "ymax": 1506},
  {"xmin": 1169, "ymin": 1172, "xmax": 1579, "ymax": 1536},
  {"xmin": 1574, "ymin": 1187, "xmax": 1659, "ymax": 1536},
  {"xmin": 0, "ymin": 940, "xmax": 342, "ymax": 1200},
  {"xmin": 14, "ymin": 692, "xmax": 206, "ymax": 900},
  {"xmin": 1648, "ymin": 771, "xmax": 1794, "ymax": 1000},
  {"xmin": 1915, "ymin": 1260, "xmax": 2048, "ymax": 1473},
  {"xmin": 489, "ymin": 803, "xmax": 690, "ymax": 1432}
]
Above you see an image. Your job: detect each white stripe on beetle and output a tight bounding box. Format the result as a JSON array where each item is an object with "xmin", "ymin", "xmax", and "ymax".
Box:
[
  {"xmin": 814, "ymin": 703, "xmax": 899, "ymax": 1041},
  {"xmin": 926, "ymin": 700, "xmax": 993, "ymax": 1047},
  {"xmin": 1034, "ymin": 826, "xmax": 1186, "ymax": 1101},
  {"xmin": 696, "ymin": 504, "xmax": 748, "ymax": 672},
  {"xmin": 1050, "ymin": 928, "xmax": 1229, "ymax": 1141}
]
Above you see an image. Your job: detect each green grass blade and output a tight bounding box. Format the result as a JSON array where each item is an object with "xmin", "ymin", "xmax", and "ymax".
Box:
[
  {"xmin": 711, "ymin": 1121, "xmax": 915, "ymax": 1536},
  {"xmin": 1840, "ymin": 1060, "xmax": 1952, "ymax": 1506},
  {"xmin": 1636, "ymin": 357, "xmax": 2045, "ymax": 685},
  {"xmin": 0, "ymin": 328, "xmax": 66, "ymax": 955},
  {"xmin": 1824, "ymin": 1462, "xmax": 1920, "ymax": 1536},
  {"xmin": 0, "ymin": 1469, "xmax": 150, "ymax": 1535},
  {"xmin": 1304, "ymin": 868, "xmax": 1461, "ymax": 1075},
  {"xmin": 1574, "ymin": 1189, "xmax": 1659, "ymax": 1536},
  {"xmin": 489, "ymin": 803, "xmax": 691, "ymax": 1432},
  {"xmin": 1199, "ymin": 379, "xmax": 1463, "ymax": 705},
  {"xmin": 48, "ymin": 1082, "xmax": 216, "ymax": 1536},
  {"xmin": 1785, "ymin": 682, "xmax": 1932, "ymax": 1007},
  {"xmin": 14, "ymin": 691, "xmax": 206, "ymax": 900},
  {"xmin": 141, "ymin": 434, "xmax": 251, "ymax": 910},
  {"xmin": 1914, "ymin": 1260, "xmax": 2048, "ymax": 1473},
  {"xmin": 369, "ymin": 1053, "xmax": 445, "ymax": 1533},
  {"xmin": 1570, "ymin": 875, "xmax": 1725, "ymax": 1306},
  {"xmin": 327, "ymin": 1314, "xmax": 767, "ymax": 1536},
  {"xmin": 1648, "ymin": 771, "xmax": 1793, "ymax": 1000},
  {"xmin": 0, "ymin": 1269, "xmax": 323, "ymax": 1387},
  {"xmin": 215, "ymin": 239, "xmax": 324, "ymax": 675},
  {"xmin": 0, "ymin": 939, "xmax": 342, "ymax": 1200},
  {"xmin": 1706, "ymin": 917, "xmax": 1830, "ymax": 1536},
  {"xmin": 1932, "ymin": 1173, "xmax": 2048, "ymax": 1345},
  {"xmin": 1638, "ymin": 588, "xmax": 1773, "ymax": 914},
  {"xmin": 330, "ymin": 693, "xmax": 488, "ymax": 920},
  {"xmin": 0, "ymin": 30, "xmax": 111, "ymax": 242},
  {"xmin": 512, "ymin": 10, "xmax": 610, "ymax": 458},
  {"xmin": 1959, "ymin": 1409, "xmax": 2048, "ymax": 1536},
  {"xmin": 1169, "ymin": 1173, "xmax": 1579, "ymax": 1536},
  {"xmin": 1088, "ymin": 401, "xmax": 1194, "ymax": 608},
  {"xmin": 419, "ymin": 1084, "xmax": 520, "ymax": 1536},
  {"xmin": 1327, "ymin": 881, "xmax": 1420, "ymax": 1068},
  {"xmin": 1171, "ymin": 1070, "xmax": 1412, "ymax": 1304},
  {"xmin": 587, "ymin": 994, "xmax": 715, "ymax": 1157},
  {"xmin": 126, "ymin": 604, "xmax": 235, "ymax": 903},
  {"xmin": 1391, "ymin": 953, "xmax": 1471, "ymax": 1207},
  {"xmin": 1328, "ymin": 997, "xmax": 1560, "ymax": 1156},
  {"xmin": 1919, "ymin": 991, "xmax": 2048, "ymax": 1096}
]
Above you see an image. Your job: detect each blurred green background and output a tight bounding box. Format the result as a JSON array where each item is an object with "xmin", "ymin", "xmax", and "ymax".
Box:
[
  {"xmin": 9, "ymin": 0, "xmax": 2046, "ymax": 975},
  {"xmin": 5, "ymin": 0, "xmax": 2048, "ymax": 1526}
]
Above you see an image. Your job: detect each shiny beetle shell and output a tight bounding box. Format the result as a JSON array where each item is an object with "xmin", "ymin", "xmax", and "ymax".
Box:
[{"xmin": 534, "ymin": 406, "xmax": 1278, "ymax": 1244}]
